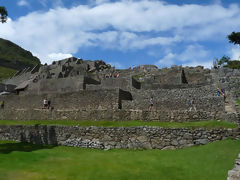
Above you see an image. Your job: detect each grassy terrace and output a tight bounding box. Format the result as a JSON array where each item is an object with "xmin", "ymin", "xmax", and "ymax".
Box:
[
  {"xmin": 0, "ymin": 139, "xmax": 239, "ymax": 180},
  {"xmin": 0, "ymin": 120, "xmax": 237, "ymax": 129}
]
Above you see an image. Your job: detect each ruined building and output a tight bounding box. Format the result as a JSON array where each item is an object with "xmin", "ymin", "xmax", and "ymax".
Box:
[{"xmin": 0, "ymin": 57, "xmax": 239, "ymax": 123}]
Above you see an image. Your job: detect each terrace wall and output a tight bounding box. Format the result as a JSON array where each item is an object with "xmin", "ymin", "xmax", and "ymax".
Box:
[
  {"xmin": 0, "ymin": 90, "xmax": 119, "ymax": 110},
  {"xmin": 0, "ymin": 125, "xmax": 239, "ymax": 150},
  {"xmin": 0, "ymin": 109, "xmax": 233, "ymax": 122},
  {"xmin": 228, "ymin": 154, "xmax": 240, "ymax": 180},
  {"xmin": 122, "ymin": 85, "xmax": 225, "ymax": 111}
]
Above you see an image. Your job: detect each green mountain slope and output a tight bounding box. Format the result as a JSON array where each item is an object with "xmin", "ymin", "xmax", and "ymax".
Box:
[
  {"xmin": 0, "ymin": 66, "xmax": 16, "ymax": 82},
  {"xmin": 0, "ymin": 38, "xmax": 40, "ymax": 70}
]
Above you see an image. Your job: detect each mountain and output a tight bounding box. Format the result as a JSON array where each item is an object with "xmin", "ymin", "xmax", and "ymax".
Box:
[
  {"xmin": 0, "ymin": 66, "xmax": 16, "ymax": 82},
  {"xmin": 0, "ymin": 38, "xmax": 40, "ymax": 70},
  {"xmin": 0, "ymin": 38, "xmax": 41, "ymax": 81}
]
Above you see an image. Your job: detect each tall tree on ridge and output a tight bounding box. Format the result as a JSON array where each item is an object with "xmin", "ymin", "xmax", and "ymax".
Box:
[
  {"xmin": 0, "ymin": 6, "xmax": 8, "ymax": 23},
  {"xmin": 228, "ymin": 32, "xmax": 240, "ymax": 46}
]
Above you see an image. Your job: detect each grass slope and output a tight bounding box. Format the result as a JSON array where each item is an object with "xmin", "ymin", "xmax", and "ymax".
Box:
[
  {"xmin": 0, "ymin": 38, "xmax": 40, "ymax": 70},
  {"xmin": 0, "ymin": 139, "xmax": 239, "ymax": 180},
  {"xmin": 0, "ymin": 66, "xmax": 16, "ymax": 82},
  {"xmin": 0, "ymin": 120, "xmax": 237, "ymax": 129}
]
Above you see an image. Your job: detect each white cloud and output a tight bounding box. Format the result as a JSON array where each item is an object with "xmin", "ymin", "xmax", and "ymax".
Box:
[
  {"xmin": 1, "ymin": 1, "xmax": 240, "ymax": 65},
  {"xmin": 155, "ymin": 44, "xmax": 211, "ymax": 68},
  {"xmin": 155, "ymin": 53, "xmax": 176, "ymax": 67},
  {"xmin": 182, "ymin": 61, "xmax": 213, "ymax": 68},
  {"xmin": 178, "ymin": 45, "xmax": 209, "ymax": 62},
  {"xmin": 108, "ymin": 62, "xmax": 123, "ymax": 69},
  {"xmin": 17, "ymin": 0, "xmax": 29, "ymax": 7},
  {"xmin": 32, "ymin": 53, "xmax": 73, "ymax": 65},
  {"xmin": 48, "ymin": 53, "xmax": 73, "ymax": 61},
  {"xmin": 230, "ymin": 47, "xmax": 240, "ymax": 60}
]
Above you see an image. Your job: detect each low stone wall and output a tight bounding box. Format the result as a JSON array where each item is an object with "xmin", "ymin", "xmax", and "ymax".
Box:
[
  {"xmin": 0, "ymin": 109, "xmax": 227, "ymax": 122},
  {"xmin": 228, "ymin": 154, "xmax": 240, "ymax": 180},
  {"xmin": 0, "ymin": 125, "xmax": 239, "ymax": 150}
]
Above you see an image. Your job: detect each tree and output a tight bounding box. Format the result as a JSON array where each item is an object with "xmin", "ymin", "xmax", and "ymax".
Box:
[
  {"xmin": 0, "ymin": 6, "xmax": 8, "ymax": 23},
  {"xmin": 218, "ymin": 55, "xmax": 230, "ymax": 66},
  {"xmin": 228, "ymin": 32, "xmax": 240, "ymax": 46}
]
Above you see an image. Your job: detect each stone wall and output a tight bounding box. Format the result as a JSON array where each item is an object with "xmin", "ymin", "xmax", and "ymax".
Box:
[
  {"xmin": 122, "ymin": 96, "xmax": 224, "ymax": 111},
  {"xmin": 228, "ymin": 154, "xmax": 240, "ymax": 180},
  {"xmin": 122, "ymin": 85, "xmax": 225, "ymax": 111},
  {"xmin": 86, "ymin": 77, "xmax": 132, "ymax": 91},
  {"xmin": 0, "ymin": 83, "xmax": 4, "ymax": 92},
  {"xmin": 27, "ymin": 77, "xmax": 85, "ymax": 94},
  {"xmin": 0, "ymin": 125, "xmax": 239, "ymax": 149},
  {"xmin": 3, "ymin": 70, "xmax": 36, "ymax": 86},
  {"xmin": 0, "ymin": 109, "xmax": 227, "ymax": 122},
  {"xmin": 0, "ymin": 90, "xmax": 119, "ymax": 111}
]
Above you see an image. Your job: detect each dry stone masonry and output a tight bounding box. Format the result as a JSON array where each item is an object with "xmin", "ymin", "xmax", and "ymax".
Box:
[
  {"xmin": 0, "ymin": 57, "xmax": 240, "ymax": 178},
  {"xmin": 0, "ymin": 125, "xmax": 239, "ymax": 150},
  {"xmin": 0, "ymin": 57, "xmax": 240, "ymax": 123},
  {"xmin": 228, "ymin": 154, "xmax": 240, "ymax": 180}
]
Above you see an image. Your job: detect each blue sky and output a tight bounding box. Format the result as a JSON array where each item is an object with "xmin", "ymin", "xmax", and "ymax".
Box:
[{"xmin": 0, "ymin": 0, "xmax": 240, "ymax": 69}]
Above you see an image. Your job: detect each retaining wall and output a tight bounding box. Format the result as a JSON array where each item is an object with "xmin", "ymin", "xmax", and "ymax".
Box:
[
  {"xmin": 228, "ymin": 154, "xmax": 240, "ymax": 180},
  {"xmin": 122, "ymin": 85, "xmax": 225, "ymax": 111},
  {"xmin": 0, "ymin": 125, "xmax": 239, "ymax": 150},
  {"xmin": 0, "ymin": 109, "xmax": 227, "ymax": 122},
  {"xmin": 0, "ymin": 90, "xmax": 119, "ymax": 110}
]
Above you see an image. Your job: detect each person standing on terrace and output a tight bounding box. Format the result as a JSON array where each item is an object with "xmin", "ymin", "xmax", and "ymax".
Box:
[{"xmin": 149, "ymin": 97, "xmax": 154, "ymax": 111}]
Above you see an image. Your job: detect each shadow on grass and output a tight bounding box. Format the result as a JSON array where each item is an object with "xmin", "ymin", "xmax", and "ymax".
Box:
[{"xmin": 0, "ymin": 142, "xmax": 56, "ymax": 154}]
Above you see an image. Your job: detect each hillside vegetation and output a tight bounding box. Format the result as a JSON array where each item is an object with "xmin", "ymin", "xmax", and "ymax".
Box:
[
  {"xmin": 0, "ymin": 38, "xmax": 40, "ymax": 70},
  {"xmin": 0, "ymin": 38, "xmax": 40, "ymax": 81},
  {"xmin": 0, "ymin": 66, "xmax": 16, "ymax": 82}
]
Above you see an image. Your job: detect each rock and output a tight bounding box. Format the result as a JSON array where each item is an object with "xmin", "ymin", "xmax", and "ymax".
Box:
[
  {"xmin": 162, "ymin": 146, "xmax": 176, "ymax": 150},
  {"xmin": 195, "ymin": 139, "xmax": 209, "ymax": 145},
  {"xmin": 104, "ymin": 145, "xmax": 111, "ymax": 151},
  {"xmin": 171, "ymin": 140, "xmax": 178, "ymax": 146},
  {"xmin": 137, "ymin": 136, "xmax": 148, "ymax": 142}
]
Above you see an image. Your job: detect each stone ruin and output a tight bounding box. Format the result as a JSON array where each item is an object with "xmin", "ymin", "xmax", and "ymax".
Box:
[
  {"xmin": 0, "ymin": 56, "xmax": 239, "ymax": 124},
  {"xmin": 1, "ymin": 57, "xmax": 240, "ymax": 177}
]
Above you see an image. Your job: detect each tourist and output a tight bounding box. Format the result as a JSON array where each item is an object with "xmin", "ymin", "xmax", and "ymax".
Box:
[
  {"xmin": 43, "ymin": 98, "xmax": 48, "ymax": 109},
  {"xmin": 114, "ymin": 72, "xmax": 119, "ymax": 78},
  {"xmin": 221, "ymin": 89, "xmax": 226, "ymax": 102},
  {"xmin": 217, "ymin": 88, "xmax": 221, "ymax": 96},
  {"xmin": 47, "ymin": 100, "xmax": 51, "ymax": 109},
  {"xmin": 221, "ymin": 88, "xmax": 224, "ymax": 95},
  {"xmin": 105, "ymin": 74, "xmax": 109, "ymax": 78},
  {"xmin": 189, "ymin": 98, "xmax": 196, "ymax": 112},
  {"xmin": 149, "ymin": 97, "xmax": 154, "ymax": 111},
  {"xmin": 0, "ymin": 100, "xmax": 4, "ymax": 109}
]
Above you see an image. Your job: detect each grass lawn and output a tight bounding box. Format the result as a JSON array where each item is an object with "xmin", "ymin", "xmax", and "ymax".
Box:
[
  {"xmin": 0, "ymin": 139, "xmax": 239, "ymax": 180},
  {"xmin": 0, "ymin": 120, "xmax": 237, "ymax": 129}
]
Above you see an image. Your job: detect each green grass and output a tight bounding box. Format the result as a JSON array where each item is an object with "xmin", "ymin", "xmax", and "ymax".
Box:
[
  {"xmin": 0, "ymin": 120, "xmax": 237, "ymax": 129},
  {"xmin": 0, "ymin": 139, "xmax": 239, "ymax": 180},
  {"xmin": 0, "ymin": 66, "xmax": 16, "ymax": 81},
  {"xmin": 236, "ymin": 99, "xmax": 240, "ymax": 106}
]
